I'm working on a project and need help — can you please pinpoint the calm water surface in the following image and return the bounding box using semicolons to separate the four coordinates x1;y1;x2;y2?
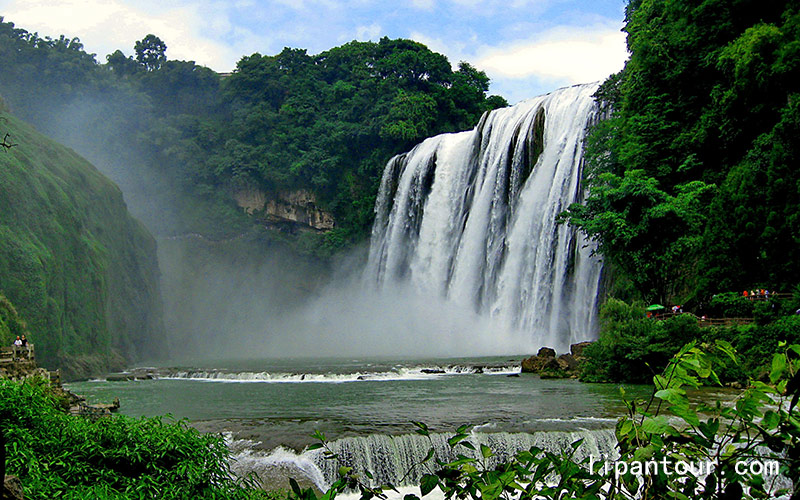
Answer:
66;356;652;450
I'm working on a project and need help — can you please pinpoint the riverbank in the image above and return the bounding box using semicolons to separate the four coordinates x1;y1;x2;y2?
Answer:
0;374;281;499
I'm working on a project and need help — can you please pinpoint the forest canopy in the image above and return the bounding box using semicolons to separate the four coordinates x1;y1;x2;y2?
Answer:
564;0;800;305
0;21;506;247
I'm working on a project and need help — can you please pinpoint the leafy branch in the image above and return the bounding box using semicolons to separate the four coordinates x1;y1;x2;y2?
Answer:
290;341;800;500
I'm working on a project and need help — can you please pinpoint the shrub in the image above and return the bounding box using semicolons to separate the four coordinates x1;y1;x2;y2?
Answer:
580;299;698;383
0;378;274;499
706;292;755;318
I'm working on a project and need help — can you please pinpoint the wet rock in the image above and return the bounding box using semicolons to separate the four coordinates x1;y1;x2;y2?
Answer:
2;475;24;500
69;397;120;418
521;347;559;373
537;347;556;358
521;346;585;379
570;341;594;358
557;354;578;371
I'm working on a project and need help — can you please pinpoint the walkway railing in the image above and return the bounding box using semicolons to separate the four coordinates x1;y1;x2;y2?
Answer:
650;312;754;327
1;344;35;362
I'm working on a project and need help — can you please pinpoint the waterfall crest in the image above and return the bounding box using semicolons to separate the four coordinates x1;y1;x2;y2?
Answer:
366;83;603;351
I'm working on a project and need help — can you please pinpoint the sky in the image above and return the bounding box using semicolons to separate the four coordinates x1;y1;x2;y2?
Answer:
0;0;629;103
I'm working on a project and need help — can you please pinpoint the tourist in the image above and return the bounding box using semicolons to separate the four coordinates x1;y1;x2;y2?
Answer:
20;335;29;358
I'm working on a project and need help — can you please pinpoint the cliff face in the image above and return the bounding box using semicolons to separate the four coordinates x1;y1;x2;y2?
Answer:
234;188;335;231
0;102;165;377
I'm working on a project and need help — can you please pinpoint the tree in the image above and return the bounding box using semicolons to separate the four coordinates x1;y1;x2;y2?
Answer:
566;0;800;302
135;34;167;71
105;49;139;76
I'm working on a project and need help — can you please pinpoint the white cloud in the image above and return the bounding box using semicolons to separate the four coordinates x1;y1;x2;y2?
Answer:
476;24;628;83
408;31;469;68
409;22;626;103
0;0;257;70
355;23;382;41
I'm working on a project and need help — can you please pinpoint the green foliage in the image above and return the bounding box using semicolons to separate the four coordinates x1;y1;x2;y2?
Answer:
0;18;507;248
564;1;800;303
295;341;800;499
582;295;800;383
579;299;700;383
217;37;507;241
0;109;164;377
706;292;756;318
0;378;279;499
135;34;167;71
0;292;29;346
709;316;800;378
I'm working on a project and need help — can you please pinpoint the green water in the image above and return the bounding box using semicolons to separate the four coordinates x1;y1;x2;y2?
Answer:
66;356;649;451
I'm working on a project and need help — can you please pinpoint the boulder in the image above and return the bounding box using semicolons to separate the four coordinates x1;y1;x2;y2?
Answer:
557;354;578;371
521;347;584;379
2;475;24;500
537;347;556;358
570;341;594;358
541;357;563;372
521;347;559;373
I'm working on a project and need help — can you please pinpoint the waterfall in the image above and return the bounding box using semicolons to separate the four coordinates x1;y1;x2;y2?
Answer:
229;429;618;492
366;83;603;352
309;429;617;489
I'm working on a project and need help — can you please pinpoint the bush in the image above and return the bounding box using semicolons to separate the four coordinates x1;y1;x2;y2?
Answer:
706;292;755;318
712;316;800;378
579;299;699;383
0;378;274;499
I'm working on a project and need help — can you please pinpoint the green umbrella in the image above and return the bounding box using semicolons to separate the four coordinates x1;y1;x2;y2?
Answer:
646;304;665;311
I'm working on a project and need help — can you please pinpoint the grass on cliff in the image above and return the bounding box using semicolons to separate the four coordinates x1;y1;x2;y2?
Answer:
0;377;280;499
0;102;164;378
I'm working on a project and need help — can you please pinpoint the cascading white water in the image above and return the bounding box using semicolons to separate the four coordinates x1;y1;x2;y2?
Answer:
229;429;619;492
367;83;603;352
309;429;617;489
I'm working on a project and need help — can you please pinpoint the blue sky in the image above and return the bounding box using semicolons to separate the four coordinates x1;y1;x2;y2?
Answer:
0;0;629;103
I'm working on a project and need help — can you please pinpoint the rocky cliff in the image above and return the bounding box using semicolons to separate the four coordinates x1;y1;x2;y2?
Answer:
234;188;335;231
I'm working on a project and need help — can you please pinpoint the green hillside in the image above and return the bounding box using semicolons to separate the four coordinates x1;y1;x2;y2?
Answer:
0;98;164;378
